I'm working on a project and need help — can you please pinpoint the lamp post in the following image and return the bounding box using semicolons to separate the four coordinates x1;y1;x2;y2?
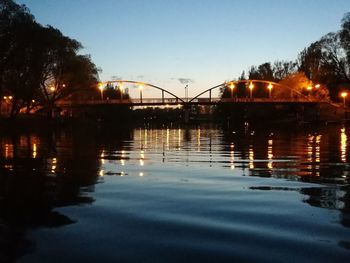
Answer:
119;82;123;101
98;83;104;100
267;83;273;99
185;85;188;102
249;82;254;99
341;92;348;108
230;83;235;98
139;84;143;103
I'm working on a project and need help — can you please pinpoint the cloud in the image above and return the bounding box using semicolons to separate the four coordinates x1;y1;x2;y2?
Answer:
177;78;194;84
111;75;122;81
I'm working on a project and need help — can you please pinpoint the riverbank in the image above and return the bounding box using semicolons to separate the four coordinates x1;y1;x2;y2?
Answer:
1;104;349;133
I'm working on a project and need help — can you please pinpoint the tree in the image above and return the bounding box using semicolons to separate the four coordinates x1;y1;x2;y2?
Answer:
340;12;350;63
102;83;123;100
33;26;99;114
0;0;99;118
298;42;323;82
62;55;100;102
276;72;312;98
248;62;274;81
273;60;297;81
247;61;297;82
297;13;350;100
0;0;39;116
275;72;329;101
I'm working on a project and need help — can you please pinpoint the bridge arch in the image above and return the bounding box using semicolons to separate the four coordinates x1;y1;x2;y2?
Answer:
189;79;309;102
100;80;185;103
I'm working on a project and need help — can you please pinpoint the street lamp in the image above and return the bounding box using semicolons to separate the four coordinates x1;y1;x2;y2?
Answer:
267;83;273;98
341;92;348;108
50;86;55;92
139;84;143;103
98;83;104;100
185;84;188;102
249;82;254;99
118;82;123;101
230;82;235;98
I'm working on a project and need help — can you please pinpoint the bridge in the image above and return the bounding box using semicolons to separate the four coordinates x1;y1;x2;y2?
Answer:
59;79;329;107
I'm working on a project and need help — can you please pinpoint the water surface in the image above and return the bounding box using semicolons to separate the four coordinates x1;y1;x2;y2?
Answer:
0;123;349;262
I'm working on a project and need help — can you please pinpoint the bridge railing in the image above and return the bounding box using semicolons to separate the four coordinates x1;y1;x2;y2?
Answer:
57;98;183;106
189;98;221;103
132;98;183;104
220;97;324;103
56;96;329;107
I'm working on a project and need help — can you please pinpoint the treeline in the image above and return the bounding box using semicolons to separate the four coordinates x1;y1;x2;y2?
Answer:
230;12;350;101
0;0;100;117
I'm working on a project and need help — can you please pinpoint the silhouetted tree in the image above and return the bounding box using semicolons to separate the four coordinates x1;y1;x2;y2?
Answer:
298;42;323;82
248;62;274;81
277;71;329;101
33;26;99;115
273;60;297;81
0;0;39;116
239;70;246;80
297;13;350;100
340;12;350;63
248;61;297;82
103;83;123;100
0;0;99;118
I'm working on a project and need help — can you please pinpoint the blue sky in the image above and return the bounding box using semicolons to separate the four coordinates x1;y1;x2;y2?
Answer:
17;0;350;98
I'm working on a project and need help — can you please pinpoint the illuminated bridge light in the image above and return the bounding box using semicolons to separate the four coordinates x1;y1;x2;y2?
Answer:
249;82;254;99
267;83;273;98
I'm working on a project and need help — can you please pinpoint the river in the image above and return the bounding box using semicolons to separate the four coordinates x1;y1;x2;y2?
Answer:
0;123;349;262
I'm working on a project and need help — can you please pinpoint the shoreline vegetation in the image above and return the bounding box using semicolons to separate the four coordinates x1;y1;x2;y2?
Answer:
0;103;348;132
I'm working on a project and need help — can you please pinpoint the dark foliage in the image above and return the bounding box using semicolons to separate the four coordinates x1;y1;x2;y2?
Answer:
0;0;99;117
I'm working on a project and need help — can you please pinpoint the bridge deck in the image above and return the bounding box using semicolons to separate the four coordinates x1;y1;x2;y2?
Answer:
57;97;324;107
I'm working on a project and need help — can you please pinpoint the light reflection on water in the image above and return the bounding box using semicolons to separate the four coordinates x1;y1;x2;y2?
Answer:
97;125;349;182
341;127;347;162
0;124;349;262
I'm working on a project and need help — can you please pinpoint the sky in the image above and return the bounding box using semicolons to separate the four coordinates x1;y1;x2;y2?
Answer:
17;0;350;98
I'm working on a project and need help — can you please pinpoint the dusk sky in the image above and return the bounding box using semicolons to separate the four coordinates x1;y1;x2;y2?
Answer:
18;0;350;98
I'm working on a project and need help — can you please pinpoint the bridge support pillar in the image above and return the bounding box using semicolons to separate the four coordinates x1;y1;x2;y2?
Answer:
162;90;164;103
184;109;190;123
209;90;212;102
184;104;190;124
